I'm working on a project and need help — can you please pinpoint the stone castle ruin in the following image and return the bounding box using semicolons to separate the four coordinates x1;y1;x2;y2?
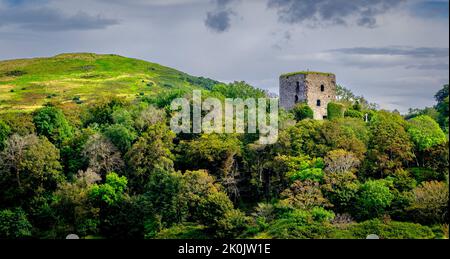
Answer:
279;71;337;120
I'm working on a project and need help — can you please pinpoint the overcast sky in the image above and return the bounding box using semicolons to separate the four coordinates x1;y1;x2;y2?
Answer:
0;0;448;112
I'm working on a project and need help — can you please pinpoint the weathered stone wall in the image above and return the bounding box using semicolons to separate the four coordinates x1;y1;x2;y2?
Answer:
279;74;307;110
304;73;336;120
279;72;336;120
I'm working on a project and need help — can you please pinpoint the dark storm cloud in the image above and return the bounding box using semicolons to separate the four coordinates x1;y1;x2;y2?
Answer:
204;0;237;33
0;6;119;31
267;0;405;28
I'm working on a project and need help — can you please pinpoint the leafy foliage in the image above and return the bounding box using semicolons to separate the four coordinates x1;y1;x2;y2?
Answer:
407;115;446;151
356;179;394;219
291;103;314;121
327;102;345;120
0;55;447;240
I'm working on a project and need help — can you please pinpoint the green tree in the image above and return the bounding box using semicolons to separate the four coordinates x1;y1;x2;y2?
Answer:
435;84;449;104
211;81;266;99
104;124;137;153
90;172;128;206
181;170;222;221
83;97;127;126
280;180;332;210
366;111;414;177
324;149;360;174
322;171;360;212
32;106;73;146
407;115;446;151
197;192;247;237
276;119;328;157
0;134;63;205
0;208;32;239
178;134;241;199
125;123;175;191
435;84;449;133
407;181;448;224
285;156;325;183
53;169;101;237
356;179;394;219
143;169;187;227
322;119;368;159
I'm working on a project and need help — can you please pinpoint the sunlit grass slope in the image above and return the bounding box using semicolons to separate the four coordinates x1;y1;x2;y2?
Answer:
0;53;218;113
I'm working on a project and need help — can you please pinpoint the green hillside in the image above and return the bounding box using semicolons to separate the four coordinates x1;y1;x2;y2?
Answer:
0;53;218;113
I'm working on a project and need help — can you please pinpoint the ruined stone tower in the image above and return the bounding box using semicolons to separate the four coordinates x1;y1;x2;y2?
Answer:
279;71;337;120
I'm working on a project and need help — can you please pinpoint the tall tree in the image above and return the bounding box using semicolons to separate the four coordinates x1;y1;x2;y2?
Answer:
33;106;73;147
0;134;63;205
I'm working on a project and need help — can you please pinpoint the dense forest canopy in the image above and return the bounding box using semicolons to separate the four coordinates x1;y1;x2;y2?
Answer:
0;55;448;239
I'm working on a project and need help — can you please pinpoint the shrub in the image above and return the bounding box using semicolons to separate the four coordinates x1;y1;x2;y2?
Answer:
5;70;27;77
280;180;332;210
408;181;449;224
291;103;314;121
345;109;364;119
327;102;345;120
311;207;335;223
349;219;435;239
265;209;335;239
322;171;360;212
0;208;32;239
356;179;394;219
155;223;208;239
215;209;251;238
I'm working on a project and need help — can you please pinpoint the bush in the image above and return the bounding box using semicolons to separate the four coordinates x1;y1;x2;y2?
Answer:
0;208;32;239
265;209;335;239
198;192;234;226
327;102;345;120
344;109;363;119
5;70;27;77
291;103;314;121
215;209;250;238
408;181;449;224
280;180;332;210
322;171;359;212
311;207;335;223
349;219;435;239
356;179;394;219
155;223;209;239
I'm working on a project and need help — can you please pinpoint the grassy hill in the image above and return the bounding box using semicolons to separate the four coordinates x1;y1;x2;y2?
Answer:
0;53;219;113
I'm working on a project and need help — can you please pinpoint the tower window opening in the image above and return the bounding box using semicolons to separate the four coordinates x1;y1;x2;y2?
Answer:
295;95;299;103
296;82;300;93
317;99;321;107
321;85;325;92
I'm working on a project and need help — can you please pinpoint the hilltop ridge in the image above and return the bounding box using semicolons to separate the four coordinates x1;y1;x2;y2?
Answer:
0;53;219;113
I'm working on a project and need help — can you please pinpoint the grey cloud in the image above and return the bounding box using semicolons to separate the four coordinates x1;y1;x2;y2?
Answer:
0;6;119;31
267;0;405;28
406;63;449;70
205;10;233;32
204;0;237;33
329;46;449;58
322;46;449;70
